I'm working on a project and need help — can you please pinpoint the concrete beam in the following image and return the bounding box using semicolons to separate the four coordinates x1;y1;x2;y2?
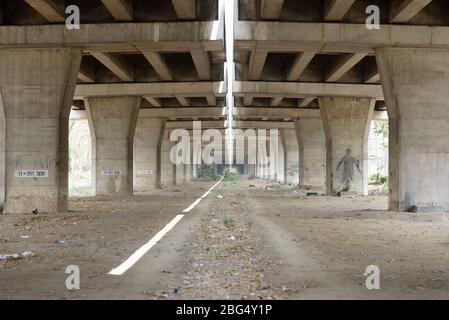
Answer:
235;22;449;53
70;110;87;121
390;0;432;23
364;64;381;84
74;81;226;99
91;52;133;82
140;50;173;81
171;0;196;20
24;0;65;23
191;49;211;80
270;96;283;107
78;66;95;83
326;53;367;82
233;107;320;119
261;0;285;20
373;111;388;121
249;50;268;80
139;107;319;120
233;121;294;129
206;94;217;106
298;97;315;108
166;121;226;129
0;23;224;50
144;97;162;107
234;81;384;100
324;0;356;21
243;96;254;106
286;52;316;81
176;96;190;107
100;0;133;21
140;107;226;119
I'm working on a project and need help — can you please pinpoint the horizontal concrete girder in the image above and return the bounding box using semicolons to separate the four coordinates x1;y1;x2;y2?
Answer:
140;107;227;119
233;121;294;129
233;108;321;119
74;82;226;99
165;120;296;130
0;22;224;50
166;121;226;129
235;22;449;53
234;81;384;100
71;108;388;122
138;107;320;120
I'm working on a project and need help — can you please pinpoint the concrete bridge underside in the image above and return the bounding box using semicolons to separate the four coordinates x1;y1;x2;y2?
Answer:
0;0;446;213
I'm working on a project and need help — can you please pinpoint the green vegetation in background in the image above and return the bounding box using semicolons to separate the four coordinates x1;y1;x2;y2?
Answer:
196;164;219;181
369;172;389;195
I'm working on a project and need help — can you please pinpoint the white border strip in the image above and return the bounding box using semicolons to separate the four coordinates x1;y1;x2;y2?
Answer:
108;177;223;276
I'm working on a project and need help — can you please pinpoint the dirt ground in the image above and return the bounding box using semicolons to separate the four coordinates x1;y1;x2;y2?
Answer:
1;178;449;300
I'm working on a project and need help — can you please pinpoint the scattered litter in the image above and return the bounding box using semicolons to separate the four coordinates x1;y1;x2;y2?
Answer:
57;240;76;245
20;235;30;239
171;287;180;295
32;208;39;215
0;254;19;261
0;251;36;261
229;235;236;241
21;251;35;258
217;195;224;199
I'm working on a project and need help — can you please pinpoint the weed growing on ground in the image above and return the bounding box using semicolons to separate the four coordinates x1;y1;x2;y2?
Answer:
223;215;236;228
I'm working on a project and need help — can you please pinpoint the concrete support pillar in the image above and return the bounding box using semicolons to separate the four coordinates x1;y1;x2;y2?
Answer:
134;118;164;192
278;133;286;183
269;133;278;181
0;48;81;214
155;120;167;188
160;129;175;187
86;97;140;196
281;129;300;184
295;119;326;191
319;97;375;196
376;48;449;212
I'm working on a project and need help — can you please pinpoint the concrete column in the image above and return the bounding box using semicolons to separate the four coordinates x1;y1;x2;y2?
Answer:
134;117;164;192
86;97;140;196
377;48;449;212
269;133;278;181
278;133;286;183
160;129;175;187
296;118;326;191
258;132;270;180
281;129;300;184
155;120;167;188
0;48;81;214
319;97;375;196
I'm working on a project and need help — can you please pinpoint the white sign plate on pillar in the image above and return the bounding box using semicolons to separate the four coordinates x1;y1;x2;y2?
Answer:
137;170;154;177
102;170;122;176
15;170;49;178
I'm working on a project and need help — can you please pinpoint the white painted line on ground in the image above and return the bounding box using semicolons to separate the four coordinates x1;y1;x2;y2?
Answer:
183;177;224;213
108;177;224;276
108;214;184;276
